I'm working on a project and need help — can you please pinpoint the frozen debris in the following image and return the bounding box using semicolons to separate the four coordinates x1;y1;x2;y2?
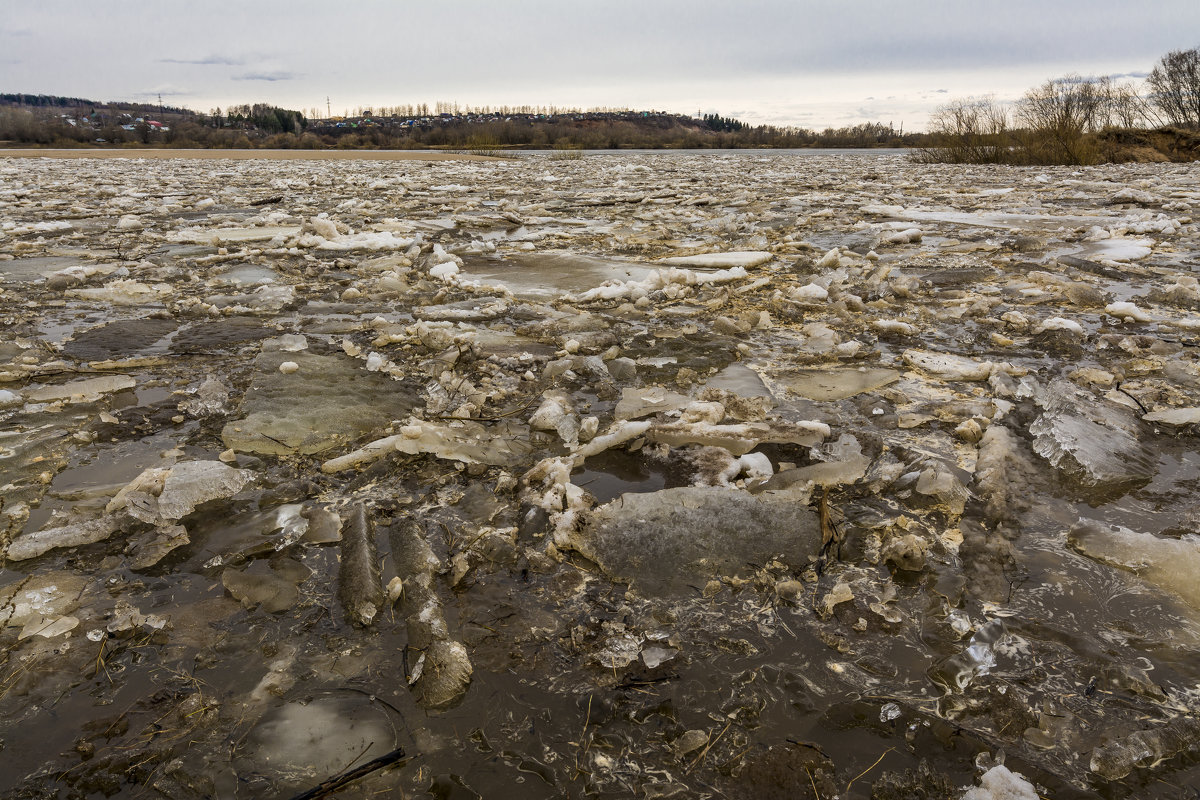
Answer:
569;486;821;592
960;765;1039;800
222;558;311;614
657;251;773;268
106;460;253;526
391;518;473;709
902;350;1025;382
338;503;383;626
1068;520;1200;607
26;374;136;403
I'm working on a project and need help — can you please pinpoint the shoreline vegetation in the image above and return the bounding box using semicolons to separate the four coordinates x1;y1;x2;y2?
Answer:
3;46;1198;164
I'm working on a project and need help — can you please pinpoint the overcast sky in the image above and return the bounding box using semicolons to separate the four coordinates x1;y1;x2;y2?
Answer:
3;1;1197;130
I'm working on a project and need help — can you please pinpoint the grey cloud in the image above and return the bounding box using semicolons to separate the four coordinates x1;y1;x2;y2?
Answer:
233;71;299;82
160;55;244;66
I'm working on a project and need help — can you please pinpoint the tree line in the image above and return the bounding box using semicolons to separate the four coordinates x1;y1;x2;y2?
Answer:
920;46;1200;165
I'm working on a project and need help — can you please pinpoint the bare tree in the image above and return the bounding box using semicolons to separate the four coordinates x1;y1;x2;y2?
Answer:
1147;47;1200;128
1105;80;1157;129
1016;75;1108;164
918;96;1011;163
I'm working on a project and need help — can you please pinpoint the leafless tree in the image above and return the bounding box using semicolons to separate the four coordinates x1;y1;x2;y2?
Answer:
919;96;1011;163
1016;75;1108;164
1147;47;1200;128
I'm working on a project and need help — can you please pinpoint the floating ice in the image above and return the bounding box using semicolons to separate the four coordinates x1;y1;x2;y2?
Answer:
960;765;1039;800
657;251;772;268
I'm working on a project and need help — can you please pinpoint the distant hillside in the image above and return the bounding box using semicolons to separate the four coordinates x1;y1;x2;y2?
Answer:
0;93;925;150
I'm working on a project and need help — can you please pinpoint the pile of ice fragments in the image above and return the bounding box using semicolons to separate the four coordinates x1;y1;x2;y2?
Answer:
1;150;1199;798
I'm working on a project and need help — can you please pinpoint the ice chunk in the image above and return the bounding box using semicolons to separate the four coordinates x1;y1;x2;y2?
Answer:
1068;520;1200;608
178;375;233;418
657;251;773;268
1105;302;1154;323
6;515;125;561
68;279;170;305
614;386;691;420
1029;380;1155;490
26;374;136;403
391;518;472;709
107;460;253;525
903;350;1024;381
961;765;1039;800
126;524;190;569
570;486;821;592
1143;407;1200;426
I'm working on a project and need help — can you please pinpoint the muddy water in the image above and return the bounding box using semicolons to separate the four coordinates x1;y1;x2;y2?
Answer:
1;152;1199;799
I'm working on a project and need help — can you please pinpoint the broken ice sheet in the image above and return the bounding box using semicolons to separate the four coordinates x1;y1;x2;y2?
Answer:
221;350;418;455
1;571;90;636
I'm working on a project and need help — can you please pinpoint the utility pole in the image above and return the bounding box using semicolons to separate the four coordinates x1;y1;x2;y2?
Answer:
158;93;163;118
326;96;331;119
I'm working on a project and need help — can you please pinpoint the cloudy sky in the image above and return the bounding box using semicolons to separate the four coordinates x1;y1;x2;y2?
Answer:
3;1;1197;130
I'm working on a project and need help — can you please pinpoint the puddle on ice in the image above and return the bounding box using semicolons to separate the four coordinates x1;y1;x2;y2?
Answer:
2;152;1200;799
